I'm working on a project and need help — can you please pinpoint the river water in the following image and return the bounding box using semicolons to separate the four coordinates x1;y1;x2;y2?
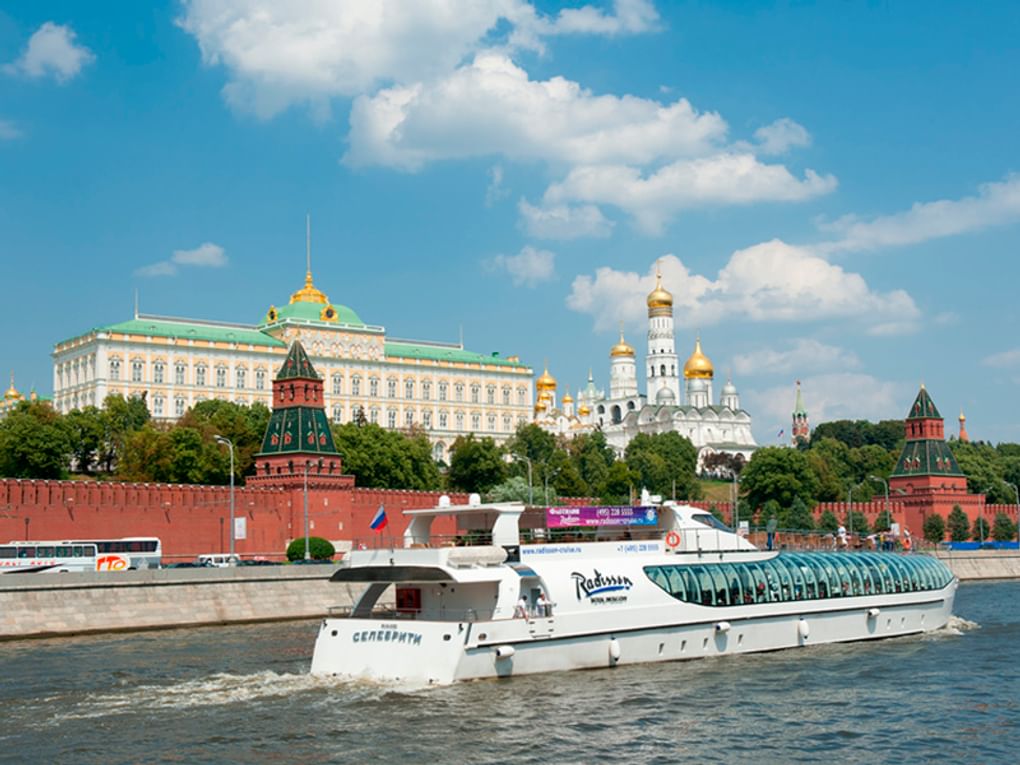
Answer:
1;581;1017;765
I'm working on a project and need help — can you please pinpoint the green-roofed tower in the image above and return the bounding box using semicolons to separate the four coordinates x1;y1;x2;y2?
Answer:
890;384;963;479
791;380;810;446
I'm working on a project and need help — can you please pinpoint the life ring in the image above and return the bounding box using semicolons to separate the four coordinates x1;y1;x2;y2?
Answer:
665;531;681;549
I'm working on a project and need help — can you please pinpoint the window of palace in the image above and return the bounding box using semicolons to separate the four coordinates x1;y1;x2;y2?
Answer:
405;410;414;427
423;411;432;428
471;385;480;404
370;407;379;424
503;416;511;432
455;383;464;402
502;387;511;405
439;382;448;401
175;397;185;417
254;369;265;390
333;405;342;423
387;379;397;398
471;413;481;430
456;413;464;431
109;359;121;381
215;367;227;388
196;365;207;386
517;387;526;405
439;412;448;429
153;395;164;417
405;380;414;399
371;377;381;397
422;381;431;400
175;363;186;385
332;375;342;395
153;362;165;384
486;385;495;404
387;410;397;428
487;414;496;431
131;360;143;383
236;368;246;389
352;376;361;396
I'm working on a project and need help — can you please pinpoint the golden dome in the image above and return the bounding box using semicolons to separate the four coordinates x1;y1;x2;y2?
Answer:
290;271;329;305
683;337;714;379
536;365;557;392
534;399;548;413
578;403;591;416
4;372;21;401
646;268;673;310
562;391;574;404
610;328;635;358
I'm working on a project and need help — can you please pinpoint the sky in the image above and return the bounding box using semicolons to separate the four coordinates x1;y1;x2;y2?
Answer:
1;1;1019;445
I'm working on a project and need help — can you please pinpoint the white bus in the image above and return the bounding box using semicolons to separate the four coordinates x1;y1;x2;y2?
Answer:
3;537;162;572
0;542;98;573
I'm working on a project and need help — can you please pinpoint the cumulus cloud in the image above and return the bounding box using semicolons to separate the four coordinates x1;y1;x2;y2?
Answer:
345;53;727;170
518;199;613;239
746;373;909;436
567;243;919;332
732;339;861;377
0;120;20;140
818;174;1020;254
983;348;1020;369
486;245;555;287
179;0;659;118
3;22;94;83
546;155;837;234
136;242;228;277
753;117;811;155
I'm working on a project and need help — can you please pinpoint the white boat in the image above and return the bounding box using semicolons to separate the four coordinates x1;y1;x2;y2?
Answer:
310;499;957;685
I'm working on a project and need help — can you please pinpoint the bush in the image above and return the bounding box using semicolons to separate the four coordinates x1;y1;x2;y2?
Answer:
991;512;1017;542
873;509;894;533
947;505;970;542
286;536;335;561
922;513;946;545
971;515;990;542
818;510;839;534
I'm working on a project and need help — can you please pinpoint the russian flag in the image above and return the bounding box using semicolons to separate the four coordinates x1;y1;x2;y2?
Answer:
369;505;388;531
777;428;785;439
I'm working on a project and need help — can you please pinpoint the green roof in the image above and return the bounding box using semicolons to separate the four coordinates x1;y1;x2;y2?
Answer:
891;439;963;477
68;317;285;348
907;386;941;419
263;301;364;326
385;341;528;367
258;406;339;457
276;341;320;380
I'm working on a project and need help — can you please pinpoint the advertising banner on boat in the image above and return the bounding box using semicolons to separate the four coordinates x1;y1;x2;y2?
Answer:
545;506;658;528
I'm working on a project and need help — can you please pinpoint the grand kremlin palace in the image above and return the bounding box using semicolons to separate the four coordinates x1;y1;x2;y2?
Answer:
50;269;534;462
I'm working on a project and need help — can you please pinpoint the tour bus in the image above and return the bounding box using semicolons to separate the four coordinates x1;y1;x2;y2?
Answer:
3;537;162;572
0;542;99;573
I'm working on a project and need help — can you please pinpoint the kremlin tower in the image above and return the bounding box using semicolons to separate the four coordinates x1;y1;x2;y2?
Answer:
792;381;810;445
683;337;714;408
609;326;638;399
646;266;681;405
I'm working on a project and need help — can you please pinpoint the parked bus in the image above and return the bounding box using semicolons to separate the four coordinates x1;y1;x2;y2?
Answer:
0;542;98;573
3;537;162;572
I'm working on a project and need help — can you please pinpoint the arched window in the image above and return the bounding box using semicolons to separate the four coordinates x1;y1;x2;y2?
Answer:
422;381;431;401
423;411;432;428
215;366;227;388
405;380;414;399
455;383;464;402
471;413;481;430
153;362;165;384
387;410;397;428
255;369;266;390
439;382;448;401
174;397;186;417
486;385;495;404
153;395;164;417
502;387;511;405
131;360;144;383
660;364;666;377
175;362;186;385
351;376;361;396
332;374;342;395
332;405;343;423
195;364;207;386
236;368;246;389
439;412;448;429
387;378;397;398
471;384;480;404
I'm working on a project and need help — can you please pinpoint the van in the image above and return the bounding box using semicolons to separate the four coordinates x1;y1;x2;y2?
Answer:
196;553;240;568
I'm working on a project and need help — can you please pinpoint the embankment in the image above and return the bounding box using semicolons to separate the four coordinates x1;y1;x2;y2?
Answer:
0;566;358;641
933;550;1020;581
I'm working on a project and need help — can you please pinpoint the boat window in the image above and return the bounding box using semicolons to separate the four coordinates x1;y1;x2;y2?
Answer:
760;560;783;602
690;513;732;532
718;564;742;606
18;546;35;559
0;546;14;559
56;546;71;557
844;557;867;596
698;569;716;606
665;567;686;600
884;556;911;592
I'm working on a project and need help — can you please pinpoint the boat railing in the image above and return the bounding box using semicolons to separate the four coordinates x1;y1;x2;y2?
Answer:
350;527;665;551
327;605;495;622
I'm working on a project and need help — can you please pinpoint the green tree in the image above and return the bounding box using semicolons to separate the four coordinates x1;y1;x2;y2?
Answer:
817;509;839;534
568;431;615;497
601;461;636;504
624;432;699;500
65;406;105;475
991;512;1017;543
487;476;532;503
922;513;946;545
286;536;335;561
844;510;870;536
180;400;271;484
947;505;970;542
0;401;73;479
99;394;151;473
740;446;819;512
762;499;781;528
804;438;852;501
448;435;506;493
873;509;894;533
782;496;815;531
332;423;440;490
971;515;990;542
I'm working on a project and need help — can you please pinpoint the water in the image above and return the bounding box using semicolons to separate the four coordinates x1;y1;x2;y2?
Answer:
1;582;1017;765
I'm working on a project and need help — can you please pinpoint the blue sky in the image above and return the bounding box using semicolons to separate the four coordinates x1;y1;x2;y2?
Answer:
2;1;1019;444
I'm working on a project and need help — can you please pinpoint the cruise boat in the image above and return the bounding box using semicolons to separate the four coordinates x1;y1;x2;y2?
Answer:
310;499;957;684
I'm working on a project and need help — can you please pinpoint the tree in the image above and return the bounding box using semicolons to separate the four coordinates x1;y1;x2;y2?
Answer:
817;509;839;534
923;513;946;545
804;438;852;501
487;476;532;503
991;513;1017;543
332;423;440;490
448;435;506;493
179;400;271;484
873;509;894;533
844;510;870;536
568;431;615;497
601;461;636;504
624;432;699;500
64;406;105;474
971;515;990;542
762;499;781;528
0;401;73;479
286;536;335;561
782;496;815;531
947;505;970;542
740;446;819;512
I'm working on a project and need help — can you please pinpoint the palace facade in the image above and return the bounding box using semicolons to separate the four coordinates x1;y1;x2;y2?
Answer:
51;269;533;462
534;268;757;467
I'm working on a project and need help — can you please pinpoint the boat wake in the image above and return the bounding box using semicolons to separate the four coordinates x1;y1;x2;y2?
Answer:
922;614;980;640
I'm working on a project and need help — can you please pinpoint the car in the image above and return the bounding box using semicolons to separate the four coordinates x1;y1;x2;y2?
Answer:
290;558;336;565
238;559;281;566
163;561;204;569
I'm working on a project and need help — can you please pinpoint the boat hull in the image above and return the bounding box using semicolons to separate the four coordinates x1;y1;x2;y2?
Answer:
310;581;957;685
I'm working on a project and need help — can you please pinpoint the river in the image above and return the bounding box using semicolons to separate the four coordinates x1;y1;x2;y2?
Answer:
1;581;1017;764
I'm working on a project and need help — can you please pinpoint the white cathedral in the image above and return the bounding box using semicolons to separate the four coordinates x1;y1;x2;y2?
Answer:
533;268;757;469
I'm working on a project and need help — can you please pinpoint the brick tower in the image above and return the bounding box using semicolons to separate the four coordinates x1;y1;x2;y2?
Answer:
888;385;983;535
791;380;810;446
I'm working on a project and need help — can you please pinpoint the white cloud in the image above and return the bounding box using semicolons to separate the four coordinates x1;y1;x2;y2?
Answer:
732;339;861;377
753;117;811;155
346;53;727;170
486;245;555;287
518;198;613;239
136;242;228;278
3;22;94;83
746;374;908;435
567;243;919;332
179;0;659;118
485;165;509;206
983;348;1020;369
546;155;837;234
0;120;20;140
818;174;1020;254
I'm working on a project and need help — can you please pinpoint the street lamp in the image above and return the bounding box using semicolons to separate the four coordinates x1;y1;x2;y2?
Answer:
544;466;561;506
1006;482;1020;547
303;460;311;560
214;435;235;564
869;475;889;529
846;479;868;542
515;454;534;505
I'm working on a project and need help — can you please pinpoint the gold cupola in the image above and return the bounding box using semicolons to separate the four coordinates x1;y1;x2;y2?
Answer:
577;403;591;416
683;337;714;379
536;365;557;393
4;372;22;400
610;328;635;358
646;265;673;311
290;270;329;305
562;390;574;404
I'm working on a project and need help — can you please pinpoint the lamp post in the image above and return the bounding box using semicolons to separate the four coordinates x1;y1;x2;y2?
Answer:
516;454;534;505
303;460;311;560
731;470;740;533
544;466;561;506
869;475;889;529
214;435;235;564
1007;482;1020;547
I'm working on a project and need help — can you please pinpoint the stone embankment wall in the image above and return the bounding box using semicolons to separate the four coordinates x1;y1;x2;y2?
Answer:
0;566;366;641
933;550;1020;581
